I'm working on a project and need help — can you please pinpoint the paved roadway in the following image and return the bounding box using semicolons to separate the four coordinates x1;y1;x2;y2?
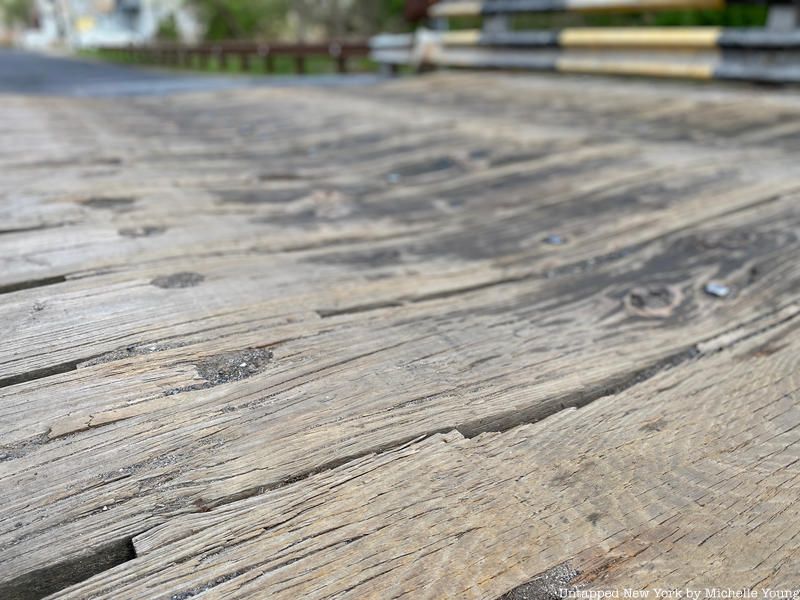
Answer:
0;47;380;96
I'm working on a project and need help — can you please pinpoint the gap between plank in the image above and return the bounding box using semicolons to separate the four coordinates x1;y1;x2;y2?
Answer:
0;538;136;600
189;300;800;514
0;358;83;389
0;275;67;296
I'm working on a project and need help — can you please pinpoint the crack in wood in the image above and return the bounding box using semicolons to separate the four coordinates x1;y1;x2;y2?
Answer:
0;223;69;236
0;275;68;296
0;538;136;600
186;300;800;519
456;345;702;438
0;358;84;389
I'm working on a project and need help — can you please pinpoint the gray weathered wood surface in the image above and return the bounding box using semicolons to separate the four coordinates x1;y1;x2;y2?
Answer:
2;72;800;599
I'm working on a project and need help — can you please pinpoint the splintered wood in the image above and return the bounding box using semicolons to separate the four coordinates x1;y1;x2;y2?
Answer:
2;72;800;600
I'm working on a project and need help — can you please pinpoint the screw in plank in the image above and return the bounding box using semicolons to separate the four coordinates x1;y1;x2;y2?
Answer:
704;282;731;298
543;234;567;245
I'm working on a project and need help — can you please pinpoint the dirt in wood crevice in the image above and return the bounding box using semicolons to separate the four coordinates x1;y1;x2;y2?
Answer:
196;347;274;385
163;347;274;396
0;433;49;463
80;196;136;210
499;562;580;600
0;336;191;393
118;225;167;238
0;345;273;427
77;340;186;368
150;271;205;289
0;537;136;600
0;335;173;392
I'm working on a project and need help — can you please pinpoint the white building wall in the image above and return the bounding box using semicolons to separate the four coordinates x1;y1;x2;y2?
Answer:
21;0;199;49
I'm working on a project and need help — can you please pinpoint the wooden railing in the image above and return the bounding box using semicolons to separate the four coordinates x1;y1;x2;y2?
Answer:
98;41;371;74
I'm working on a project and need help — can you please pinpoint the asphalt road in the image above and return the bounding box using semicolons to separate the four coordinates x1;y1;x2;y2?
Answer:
0;48;380;97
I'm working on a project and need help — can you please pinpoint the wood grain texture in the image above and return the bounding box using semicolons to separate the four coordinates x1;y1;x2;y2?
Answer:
50;309;800;599
2;72;800;598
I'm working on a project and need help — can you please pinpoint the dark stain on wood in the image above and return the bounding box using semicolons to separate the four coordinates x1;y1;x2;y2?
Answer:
217;189;307;205
150;272;205;289
81;197;136;210
498;562;579;600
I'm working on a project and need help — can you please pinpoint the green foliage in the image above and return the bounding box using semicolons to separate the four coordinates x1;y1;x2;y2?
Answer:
0;0;34;26
355;0;412;33
189;0;290;40
156;14;180;41
189;0;409;41
511;5;767;28
650;5;767;26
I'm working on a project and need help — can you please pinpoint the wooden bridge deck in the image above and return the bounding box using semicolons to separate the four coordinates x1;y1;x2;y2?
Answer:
2;71;800;599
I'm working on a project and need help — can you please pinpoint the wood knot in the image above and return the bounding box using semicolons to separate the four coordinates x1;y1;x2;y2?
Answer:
624;285;683;318
695;228;794;255
699;230;760;250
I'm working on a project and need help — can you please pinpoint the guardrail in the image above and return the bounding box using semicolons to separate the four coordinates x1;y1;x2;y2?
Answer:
373;0;800;82
98;41;371;74
428;0;744;16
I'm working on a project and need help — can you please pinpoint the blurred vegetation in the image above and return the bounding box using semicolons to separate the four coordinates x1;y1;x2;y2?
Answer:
508;5;767;28
156;14;180;41
3;0;767;41
648;5;767;26
189;0;410;42
186;0;767;40
0;0;34;26
190;0;290;40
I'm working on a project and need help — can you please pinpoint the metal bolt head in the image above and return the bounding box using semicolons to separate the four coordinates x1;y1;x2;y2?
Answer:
704;282;731;298
544;234;566;246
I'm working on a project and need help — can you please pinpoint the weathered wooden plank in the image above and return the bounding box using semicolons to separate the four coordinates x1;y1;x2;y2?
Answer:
350;72;800;152
2;187;799;592
2;88;609;291
44;306;800;599
4;74;800;597
5;83;798;379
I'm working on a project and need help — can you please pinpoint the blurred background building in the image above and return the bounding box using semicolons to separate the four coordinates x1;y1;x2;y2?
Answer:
8;0;199;48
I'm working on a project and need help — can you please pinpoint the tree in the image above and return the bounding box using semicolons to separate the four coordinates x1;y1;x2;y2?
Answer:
1;0;35;27
189;0;290;40
189;0;408;42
